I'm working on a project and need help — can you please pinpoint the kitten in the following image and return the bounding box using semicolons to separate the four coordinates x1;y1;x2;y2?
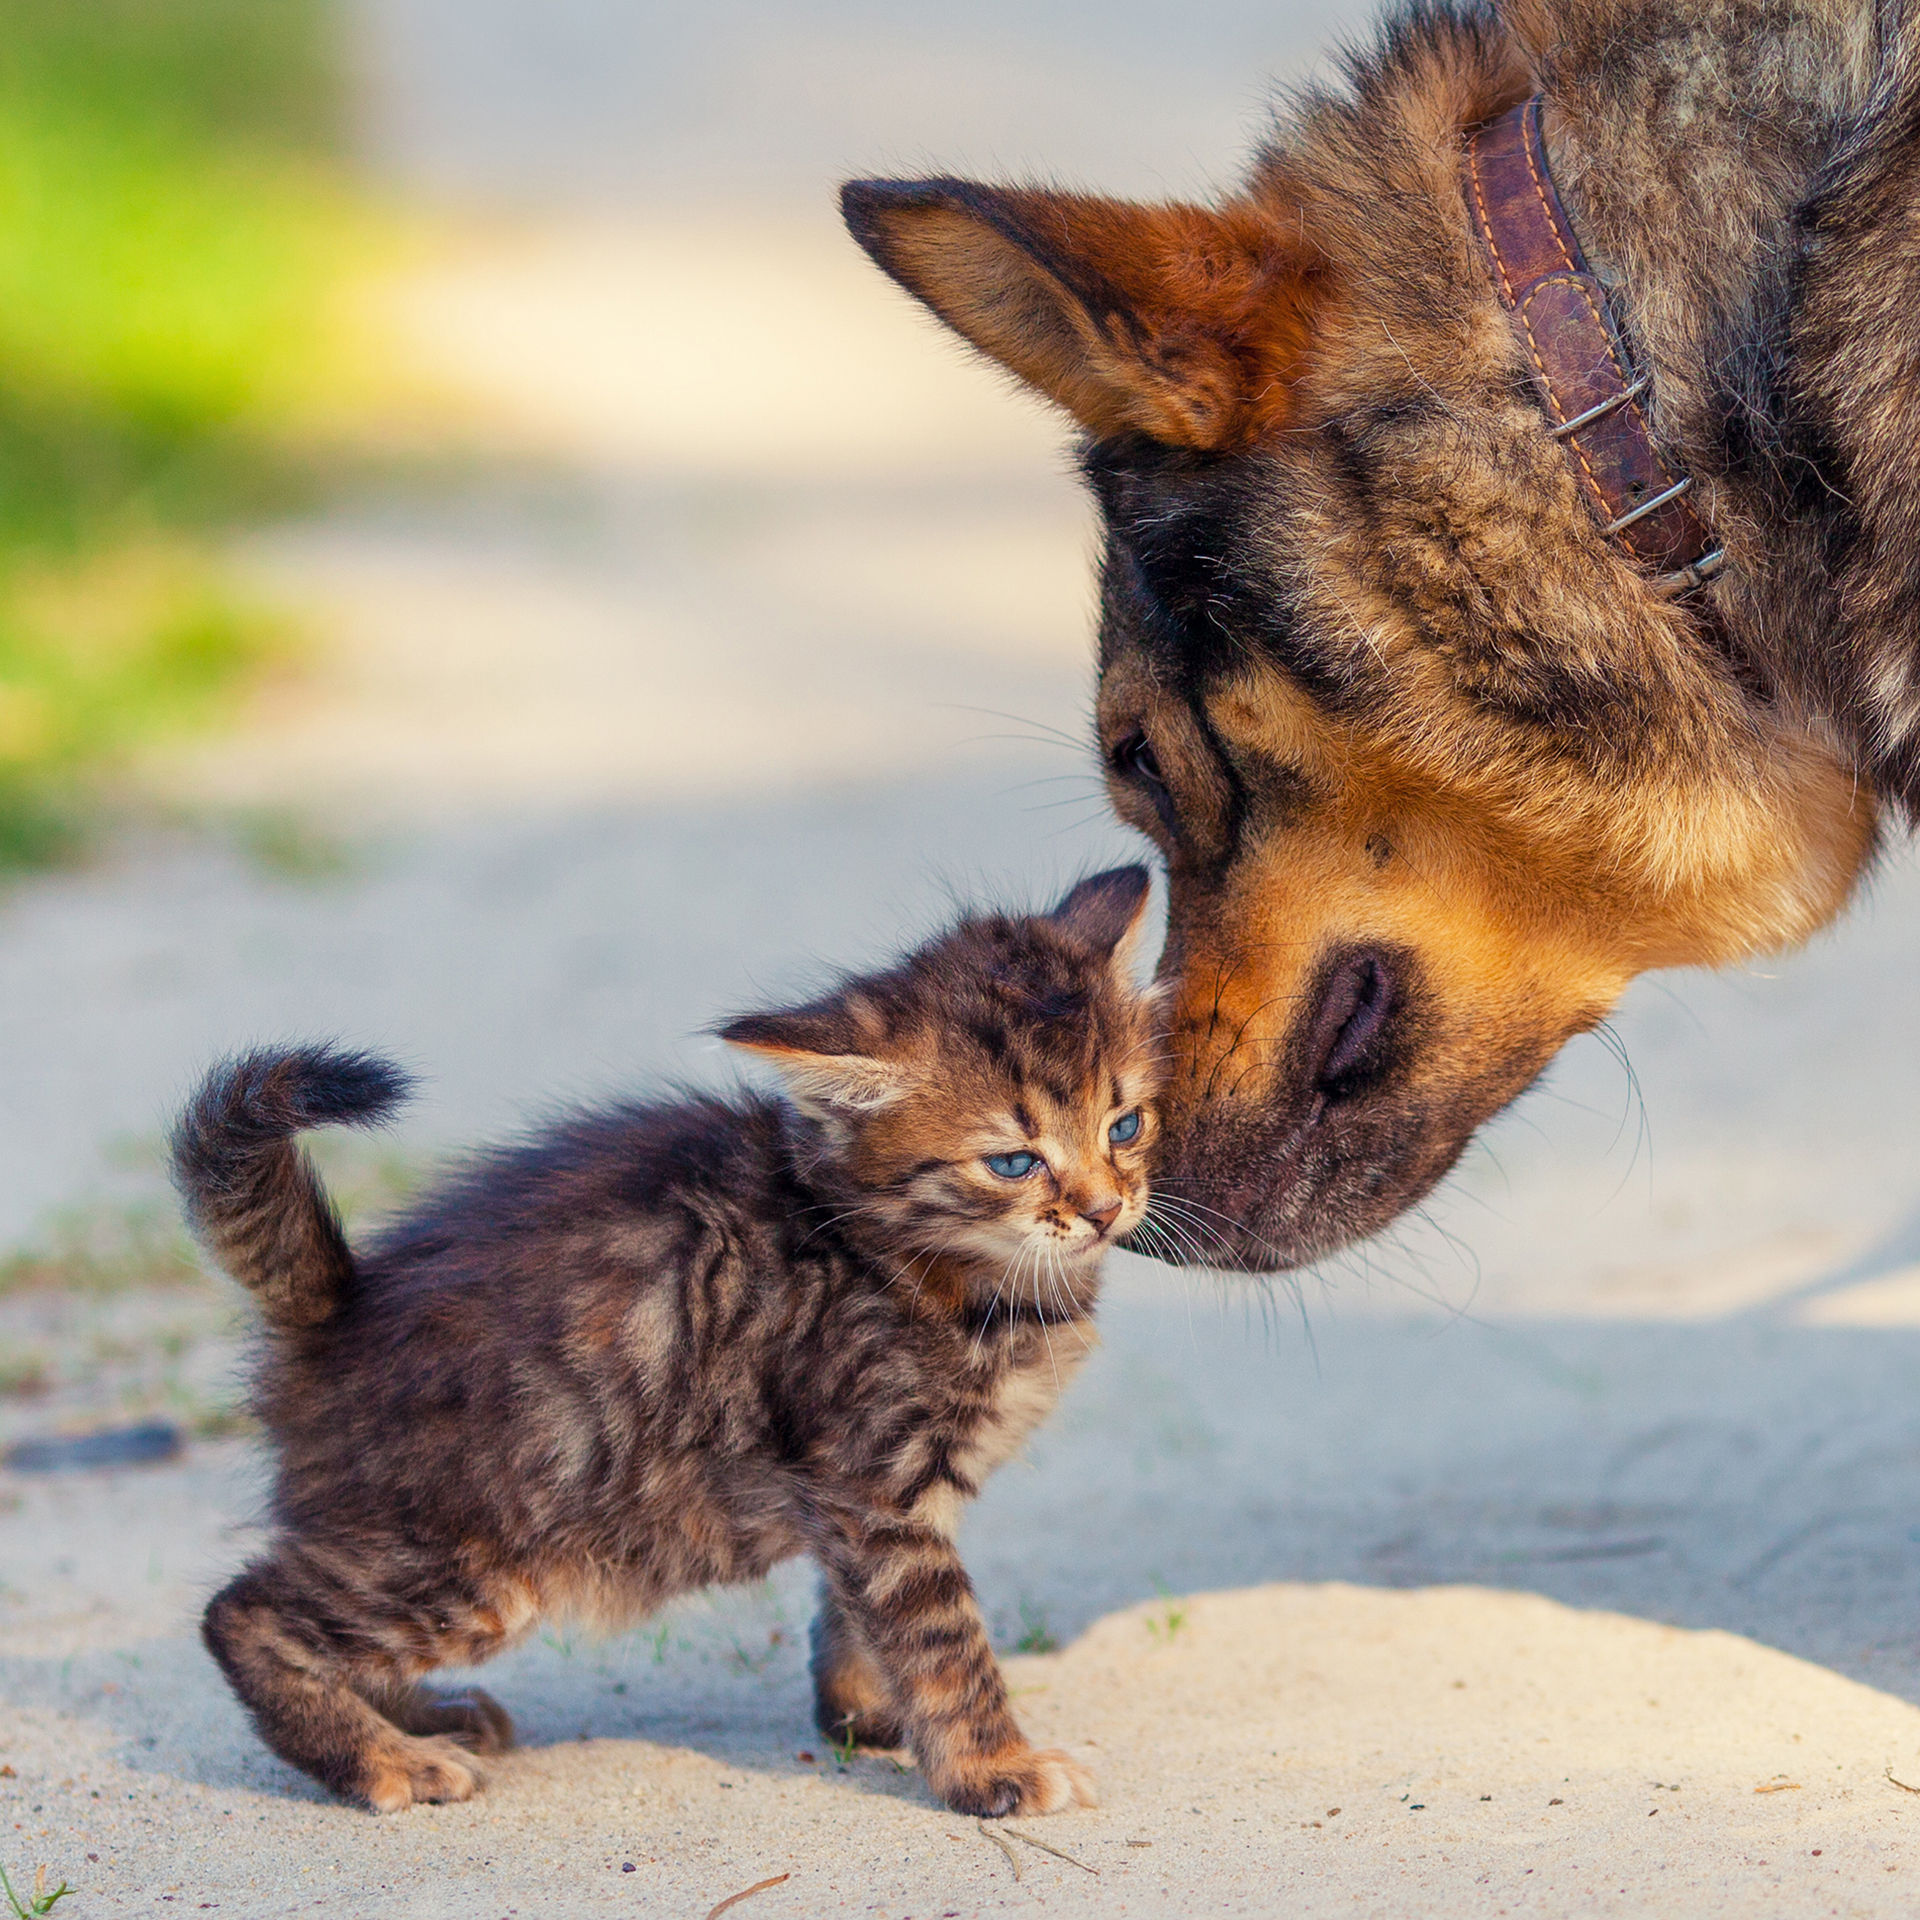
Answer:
174;866;1163;1818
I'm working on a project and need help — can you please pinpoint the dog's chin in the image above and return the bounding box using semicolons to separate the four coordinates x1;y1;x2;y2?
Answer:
1136;1095;1481;1273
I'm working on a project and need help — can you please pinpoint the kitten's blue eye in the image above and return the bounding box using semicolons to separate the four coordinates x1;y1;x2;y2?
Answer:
1108;1110;1142;1145
985;1151;1041;1180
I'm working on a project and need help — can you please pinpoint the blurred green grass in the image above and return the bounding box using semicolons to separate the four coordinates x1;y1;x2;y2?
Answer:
0;0;376;864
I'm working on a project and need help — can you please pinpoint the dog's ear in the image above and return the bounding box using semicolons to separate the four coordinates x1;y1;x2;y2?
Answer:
840;178;1324;449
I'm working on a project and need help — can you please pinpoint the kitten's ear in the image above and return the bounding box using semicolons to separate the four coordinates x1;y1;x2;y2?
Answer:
1049;865;1155;969
718;1008;909;1115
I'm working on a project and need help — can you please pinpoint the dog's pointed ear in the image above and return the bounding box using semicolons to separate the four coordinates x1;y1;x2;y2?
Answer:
840;178;1324;449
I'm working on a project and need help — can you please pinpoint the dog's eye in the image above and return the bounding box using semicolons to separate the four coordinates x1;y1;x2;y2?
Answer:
985;1151;1042;1180
1118;731;1165;787
1112;729;1177;833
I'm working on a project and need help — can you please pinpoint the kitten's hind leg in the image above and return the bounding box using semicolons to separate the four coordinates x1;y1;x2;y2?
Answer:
809;1578;905;1749
204;1558;487;1812
374;1681;515;1755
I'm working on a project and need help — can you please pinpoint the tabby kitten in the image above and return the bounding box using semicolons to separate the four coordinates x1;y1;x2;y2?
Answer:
175;866;1163;1818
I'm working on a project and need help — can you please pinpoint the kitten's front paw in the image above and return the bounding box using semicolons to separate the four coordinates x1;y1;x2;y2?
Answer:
936;1744;1097;1817
360;1734;484;1813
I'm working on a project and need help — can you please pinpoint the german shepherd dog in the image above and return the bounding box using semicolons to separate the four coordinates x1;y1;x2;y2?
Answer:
841;0;1909;1271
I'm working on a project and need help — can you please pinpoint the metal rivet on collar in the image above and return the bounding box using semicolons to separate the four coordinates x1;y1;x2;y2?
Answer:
1651;547;1729;599
1602;475;1694;538
1551;376;1650;440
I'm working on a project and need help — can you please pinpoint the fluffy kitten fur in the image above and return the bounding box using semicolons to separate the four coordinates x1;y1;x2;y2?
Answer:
174;867;1163;1818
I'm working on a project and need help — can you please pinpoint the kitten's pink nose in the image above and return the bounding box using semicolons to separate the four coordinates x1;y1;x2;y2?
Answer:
1080;1197;1123;1236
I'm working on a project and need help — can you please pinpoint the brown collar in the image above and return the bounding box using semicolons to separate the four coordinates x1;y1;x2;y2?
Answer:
1464;99;1725;599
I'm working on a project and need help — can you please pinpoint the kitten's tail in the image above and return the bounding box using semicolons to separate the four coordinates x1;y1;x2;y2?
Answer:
171;1044;410;1333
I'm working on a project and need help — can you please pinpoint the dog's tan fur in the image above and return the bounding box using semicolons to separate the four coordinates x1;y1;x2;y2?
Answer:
843;0;1908;1266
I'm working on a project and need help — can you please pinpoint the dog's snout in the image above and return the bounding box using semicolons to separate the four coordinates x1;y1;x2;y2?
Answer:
1307;949;1399;1098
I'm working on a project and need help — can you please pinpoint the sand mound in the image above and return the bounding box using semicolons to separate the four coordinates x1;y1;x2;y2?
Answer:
7;1531;1919;1918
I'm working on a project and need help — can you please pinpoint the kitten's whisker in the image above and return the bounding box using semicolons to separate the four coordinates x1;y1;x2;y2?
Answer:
1031;1239;1063;1390
1149;1193;1255;1255
1148;1188;1291;1269
1134;1211;1207;1270
1136;1214;1205;1270
1125;1218;1165;1262
1147;1190;1232;1225
1137;1202;1215;1270
1166;1215;1240;1271
1127;1216;1180;1266
1060;1244;1099;1357
794;1202;881;1253
973;1238;1030;1360
1009;1237;1046;1356
880;1251;930;1300
903;1232;965;1317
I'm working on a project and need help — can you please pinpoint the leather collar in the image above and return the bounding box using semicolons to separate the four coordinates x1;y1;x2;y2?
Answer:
1464;99;1725;598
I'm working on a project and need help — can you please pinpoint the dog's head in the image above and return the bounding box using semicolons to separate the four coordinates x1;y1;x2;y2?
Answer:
842;17;1878;1268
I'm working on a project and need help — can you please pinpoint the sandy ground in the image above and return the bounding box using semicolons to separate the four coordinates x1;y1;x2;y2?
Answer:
13;1274;1920;1918
8;3;1920;1914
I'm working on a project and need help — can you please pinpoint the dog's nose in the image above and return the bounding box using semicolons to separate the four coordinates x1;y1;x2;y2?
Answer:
1308;947;1400;1097
1080;1197;1123;1235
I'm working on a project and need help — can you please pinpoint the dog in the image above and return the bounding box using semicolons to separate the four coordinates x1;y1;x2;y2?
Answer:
840;0;1908;1270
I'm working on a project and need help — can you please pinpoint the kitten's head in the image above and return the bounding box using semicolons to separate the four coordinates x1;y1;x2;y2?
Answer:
721;867;1166;1287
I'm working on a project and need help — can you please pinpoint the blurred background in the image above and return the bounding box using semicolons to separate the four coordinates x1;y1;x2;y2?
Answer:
5;0;1920;1712
0;0;1359;1265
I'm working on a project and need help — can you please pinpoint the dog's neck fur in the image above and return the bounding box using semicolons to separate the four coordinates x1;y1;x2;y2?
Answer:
1519;0;1920;810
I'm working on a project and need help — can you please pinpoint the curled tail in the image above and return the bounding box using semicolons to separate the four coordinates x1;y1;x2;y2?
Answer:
172;1045;410;1333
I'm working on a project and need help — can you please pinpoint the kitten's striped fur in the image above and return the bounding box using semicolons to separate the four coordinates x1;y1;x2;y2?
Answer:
176;868;1163;1817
